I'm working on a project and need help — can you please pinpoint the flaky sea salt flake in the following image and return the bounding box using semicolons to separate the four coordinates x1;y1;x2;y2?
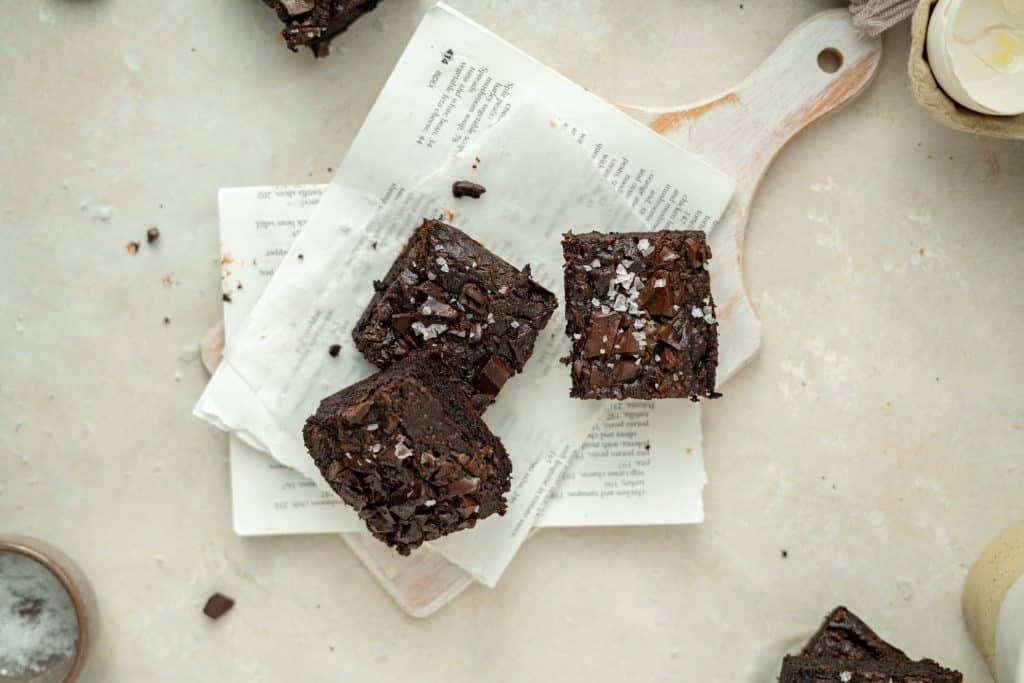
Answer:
411;321;448;340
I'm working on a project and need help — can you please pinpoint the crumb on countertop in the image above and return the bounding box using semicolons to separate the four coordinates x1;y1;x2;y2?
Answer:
452;180;486;199
202;593;234;620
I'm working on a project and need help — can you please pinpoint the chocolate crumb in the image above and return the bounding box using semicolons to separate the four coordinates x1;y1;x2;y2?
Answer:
146;227;160;244
222;293;232;303
328;344;342;357
371;241;378;250
237;282;244;290
202;593;234;620
163;317;171;325
781;549;788;559
452;180;486;199
125;241;140;255
298;254;304;260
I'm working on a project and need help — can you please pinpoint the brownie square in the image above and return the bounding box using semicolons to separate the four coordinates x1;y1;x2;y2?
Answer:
262;0;380;57
353;219;558;412
779;606;962;683
561;230;719;400
302;350;511;555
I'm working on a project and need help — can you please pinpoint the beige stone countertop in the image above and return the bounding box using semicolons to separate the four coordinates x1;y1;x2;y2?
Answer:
1;0;1022;680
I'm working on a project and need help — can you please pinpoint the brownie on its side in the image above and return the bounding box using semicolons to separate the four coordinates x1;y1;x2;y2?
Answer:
262;0;380;57
353;219;558;412
561;230;718;401
302;350;511;555
779;606;963;683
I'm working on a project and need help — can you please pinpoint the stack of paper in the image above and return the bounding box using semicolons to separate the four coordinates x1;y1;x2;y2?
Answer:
195;3;734;597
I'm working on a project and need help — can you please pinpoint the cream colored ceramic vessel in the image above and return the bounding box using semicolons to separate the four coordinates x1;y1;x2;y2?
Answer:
964;524;1024;682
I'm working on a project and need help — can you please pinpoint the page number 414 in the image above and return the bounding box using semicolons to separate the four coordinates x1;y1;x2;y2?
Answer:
441;48;454;64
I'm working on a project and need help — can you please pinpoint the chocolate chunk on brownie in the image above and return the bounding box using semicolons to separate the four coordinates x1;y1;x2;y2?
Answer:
262;0;380;57
353;219;558;411
779;657;963;682
303;350;511;554
801;606;908;661
779;607;963;683
561;230;718;400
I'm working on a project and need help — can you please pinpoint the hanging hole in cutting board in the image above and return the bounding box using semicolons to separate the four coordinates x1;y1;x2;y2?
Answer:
817;47;843;73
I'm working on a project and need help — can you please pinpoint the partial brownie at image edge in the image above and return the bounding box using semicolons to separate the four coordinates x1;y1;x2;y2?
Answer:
779;606;963;683
561;230;719;401
262;0;381;57
302;350;511;555
801;605;908;660
353;219;558;412
779;656;963;682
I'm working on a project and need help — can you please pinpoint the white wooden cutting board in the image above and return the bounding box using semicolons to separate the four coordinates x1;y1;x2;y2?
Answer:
205;9;883;617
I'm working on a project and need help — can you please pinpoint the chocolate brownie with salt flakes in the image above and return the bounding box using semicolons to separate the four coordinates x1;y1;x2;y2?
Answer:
561;230;719;401
262;0;380;58
353;219;558;412
303;350;511;555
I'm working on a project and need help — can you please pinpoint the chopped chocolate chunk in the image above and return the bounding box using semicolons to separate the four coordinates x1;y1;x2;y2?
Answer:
262;0;381;58
328;344;342;357
146;227;160;244
222;293;232;303
202;593;235;620
125;241;140;255
561;231;718;400
353;219;557;411
779;606;962;682
472;355;513;395
452;180;487;199
303;350;511;554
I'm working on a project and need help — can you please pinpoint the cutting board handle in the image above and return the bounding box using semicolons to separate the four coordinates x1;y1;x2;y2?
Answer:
622;9;882;196
621;10;883;382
